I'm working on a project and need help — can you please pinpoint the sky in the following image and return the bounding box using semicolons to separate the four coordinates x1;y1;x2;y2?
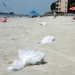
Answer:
0;0;57;15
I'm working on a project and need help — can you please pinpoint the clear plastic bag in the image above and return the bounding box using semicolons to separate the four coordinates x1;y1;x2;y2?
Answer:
41;36;54;44
40;22;47;25
7;50;45;71
7;60;25;70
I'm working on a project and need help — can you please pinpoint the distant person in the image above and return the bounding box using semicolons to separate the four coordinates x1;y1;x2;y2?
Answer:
73;16;75;20
0;17;7;22
53;12;57;18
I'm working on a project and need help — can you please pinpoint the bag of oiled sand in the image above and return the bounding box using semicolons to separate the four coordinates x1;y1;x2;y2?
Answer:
7;50;45;71
40;36;54;44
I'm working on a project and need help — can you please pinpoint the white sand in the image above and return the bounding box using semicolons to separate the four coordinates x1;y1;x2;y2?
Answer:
0;16;75;75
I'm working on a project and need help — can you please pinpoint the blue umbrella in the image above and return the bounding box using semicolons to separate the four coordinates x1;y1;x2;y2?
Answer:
30;10;39;17
30;10;37;14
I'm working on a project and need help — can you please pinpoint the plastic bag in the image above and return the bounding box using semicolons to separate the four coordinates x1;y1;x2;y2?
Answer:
7;60;25;70
41;36;54;44
40;22;47;25
7;50;45;71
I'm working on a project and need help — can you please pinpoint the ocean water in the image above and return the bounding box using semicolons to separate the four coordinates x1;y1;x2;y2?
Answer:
0;13;43;18
0;14;29;18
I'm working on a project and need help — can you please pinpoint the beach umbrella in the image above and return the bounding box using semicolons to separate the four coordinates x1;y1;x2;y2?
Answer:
72;7;75;10
30;10;39;17
70;7;73;10
30;10;37;14
70;6;75;10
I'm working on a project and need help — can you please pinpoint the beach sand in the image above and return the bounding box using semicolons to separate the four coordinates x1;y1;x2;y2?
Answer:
0;16;75;75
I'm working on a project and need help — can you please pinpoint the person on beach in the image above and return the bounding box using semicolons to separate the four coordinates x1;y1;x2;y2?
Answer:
73;16;75;20
0;17;7;22
53;12;57;18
